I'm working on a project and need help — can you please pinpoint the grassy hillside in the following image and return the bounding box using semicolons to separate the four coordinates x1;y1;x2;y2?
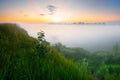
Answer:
53;41;120;80
1;23;120;80
0;23;92;80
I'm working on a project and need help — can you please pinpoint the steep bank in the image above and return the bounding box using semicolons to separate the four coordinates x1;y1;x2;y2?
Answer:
0;23;91;80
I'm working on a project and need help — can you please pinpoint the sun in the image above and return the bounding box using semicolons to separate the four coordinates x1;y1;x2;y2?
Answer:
48;15;65;23
52;17;62;23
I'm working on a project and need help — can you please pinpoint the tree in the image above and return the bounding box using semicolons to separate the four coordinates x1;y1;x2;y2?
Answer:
112;43;119;55
36;31;50;56
37;31;45;42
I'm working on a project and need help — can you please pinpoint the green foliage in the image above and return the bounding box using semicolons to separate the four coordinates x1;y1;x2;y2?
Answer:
36;31;50;56
104;73;120;80
78;58;89;73
112;43;120;55
37;31;45;42
53;43;90;61
96;65;120;80
53;42;120;80
0;23;92;80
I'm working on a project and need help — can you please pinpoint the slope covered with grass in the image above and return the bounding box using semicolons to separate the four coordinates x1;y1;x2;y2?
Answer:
0;23;92;80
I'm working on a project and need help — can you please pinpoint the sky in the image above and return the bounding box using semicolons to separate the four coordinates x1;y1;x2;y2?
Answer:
0;0;120;23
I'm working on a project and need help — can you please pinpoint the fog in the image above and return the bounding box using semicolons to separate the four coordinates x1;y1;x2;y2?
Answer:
19;23;120;51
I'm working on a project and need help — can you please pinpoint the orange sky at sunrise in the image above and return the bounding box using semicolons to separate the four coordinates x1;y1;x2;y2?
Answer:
0;0;120;23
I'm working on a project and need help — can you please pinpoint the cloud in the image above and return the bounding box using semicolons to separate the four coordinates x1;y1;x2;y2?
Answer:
40;4;57;16
40;14;46;16
47;5;56;15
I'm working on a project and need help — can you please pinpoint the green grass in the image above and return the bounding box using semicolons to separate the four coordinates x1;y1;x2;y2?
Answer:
0;23;92;80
